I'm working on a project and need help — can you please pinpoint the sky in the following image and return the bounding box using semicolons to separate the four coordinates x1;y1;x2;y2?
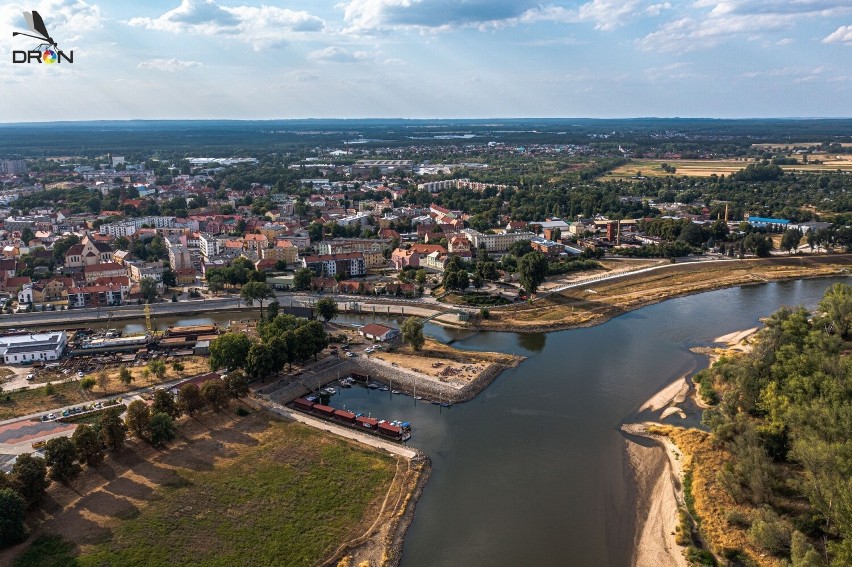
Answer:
1;0;851;122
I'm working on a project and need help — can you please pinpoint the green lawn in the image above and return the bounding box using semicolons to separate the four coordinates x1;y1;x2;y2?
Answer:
14;421;396;567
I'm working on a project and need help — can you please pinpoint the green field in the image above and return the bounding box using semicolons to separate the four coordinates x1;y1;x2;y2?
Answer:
13;420;397;567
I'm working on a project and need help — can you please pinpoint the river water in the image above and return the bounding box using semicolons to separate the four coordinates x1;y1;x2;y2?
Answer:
112;278;847;566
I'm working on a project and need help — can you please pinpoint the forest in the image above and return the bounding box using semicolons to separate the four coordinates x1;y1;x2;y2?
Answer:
695;283;852;566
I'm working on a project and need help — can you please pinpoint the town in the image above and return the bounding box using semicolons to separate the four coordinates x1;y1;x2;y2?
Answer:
0;120;851;567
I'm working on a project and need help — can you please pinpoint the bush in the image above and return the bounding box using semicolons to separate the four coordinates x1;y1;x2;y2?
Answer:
480;308;490;319
43;382;55;396
725;508;751;528
748;508;791;555
235;406;250;416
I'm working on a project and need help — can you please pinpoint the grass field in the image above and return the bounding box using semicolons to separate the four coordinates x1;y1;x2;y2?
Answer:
8;410;400;567
601;156;852;180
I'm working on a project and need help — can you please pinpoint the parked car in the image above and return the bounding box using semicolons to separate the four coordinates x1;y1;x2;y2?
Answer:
26;373;34;380
346;352;356;358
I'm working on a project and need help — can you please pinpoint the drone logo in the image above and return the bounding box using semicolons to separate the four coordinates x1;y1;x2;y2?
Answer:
11;10;74;65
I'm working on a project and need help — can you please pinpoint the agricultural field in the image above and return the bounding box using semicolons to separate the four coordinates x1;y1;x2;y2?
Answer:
6;410;402;567
601;155;852;181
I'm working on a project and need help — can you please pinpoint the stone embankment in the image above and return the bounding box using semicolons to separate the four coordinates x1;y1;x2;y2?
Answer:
258;356;512;406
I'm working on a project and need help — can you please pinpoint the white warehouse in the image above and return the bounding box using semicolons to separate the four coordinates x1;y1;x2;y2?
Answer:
0;332;68;364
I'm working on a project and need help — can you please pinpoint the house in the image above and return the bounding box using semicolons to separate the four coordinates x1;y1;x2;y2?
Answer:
391;244;447;270
358;323;400;343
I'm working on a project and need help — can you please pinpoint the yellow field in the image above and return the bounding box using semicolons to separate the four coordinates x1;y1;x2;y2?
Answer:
602;155;852;180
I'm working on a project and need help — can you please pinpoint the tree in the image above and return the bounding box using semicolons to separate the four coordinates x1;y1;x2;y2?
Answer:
818;282;852;339
781;228;803;254
293;268;313;291
744;232;772;257
209;333;252;371
240;281;274;319
224;371;249;398
172;361;184;375
519;250;549;295
97;407;127;451
44;437;80;483
0;488;26;548
140;277;159;303
11;454;49;507
162;269;177;287
476;260;498;281
152;388;180;418
201;380;230;411
72;424;103;466
79;376;96;392
177;383;204;416
118;366;133;387
401;317;425;351
415;269;427;285
246;342;277;381
267;300;280;319
125;400;151;439
146;359;167;381
149;413;176;446
316;297;338;322
97;369;109;392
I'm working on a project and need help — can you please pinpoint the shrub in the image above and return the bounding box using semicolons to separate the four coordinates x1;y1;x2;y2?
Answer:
748;508;791;555
235;406;250;416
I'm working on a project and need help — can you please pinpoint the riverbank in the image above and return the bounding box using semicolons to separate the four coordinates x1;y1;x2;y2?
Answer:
622;423;689;567
479;255;851;333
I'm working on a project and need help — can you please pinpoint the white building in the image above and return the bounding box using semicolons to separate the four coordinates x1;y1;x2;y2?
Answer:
199;233;221;261
0;331;67;364
462;229;535;253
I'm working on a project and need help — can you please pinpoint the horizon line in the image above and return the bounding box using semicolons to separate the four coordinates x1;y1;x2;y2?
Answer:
2;116;852;126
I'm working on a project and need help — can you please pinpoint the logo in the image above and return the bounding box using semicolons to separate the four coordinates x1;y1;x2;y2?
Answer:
12;10;74;65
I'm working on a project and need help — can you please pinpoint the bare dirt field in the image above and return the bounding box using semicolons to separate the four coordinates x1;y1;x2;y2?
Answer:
479;255;852;333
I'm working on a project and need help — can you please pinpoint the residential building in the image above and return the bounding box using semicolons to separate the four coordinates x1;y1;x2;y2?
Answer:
391;244;447;270
166;235;192;271
67;283;125;308
83;262;127;284
462;229;535;253
301;253;366;278
530;236;565;258
198;233;220;262
260;240;298;264
0;160;27;175
126;261;165;283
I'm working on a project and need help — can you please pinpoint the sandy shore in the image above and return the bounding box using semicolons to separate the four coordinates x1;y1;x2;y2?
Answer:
623;423;689;567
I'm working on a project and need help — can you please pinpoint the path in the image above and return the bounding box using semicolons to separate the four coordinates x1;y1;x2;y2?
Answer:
256;398;418;459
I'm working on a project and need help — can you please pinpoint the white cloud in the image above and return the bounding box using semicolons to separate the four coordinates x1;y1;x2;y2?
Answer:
341;0;654;33
138;58;202;71
127;0;324;49
639;0;852;52
308;46;375;62
823;25;852;45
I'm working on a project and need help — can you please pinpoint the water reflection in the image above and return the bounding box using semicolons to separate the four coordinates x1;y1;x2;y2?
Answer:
516;332;546;352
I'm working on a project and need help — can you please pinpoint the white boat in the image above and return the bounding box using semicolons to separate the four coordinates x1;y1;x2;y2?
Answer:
323;387;337;395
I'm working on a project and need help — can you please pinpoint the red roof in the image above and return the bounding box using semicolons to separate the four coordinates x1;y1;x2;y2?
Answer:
360;323;395;337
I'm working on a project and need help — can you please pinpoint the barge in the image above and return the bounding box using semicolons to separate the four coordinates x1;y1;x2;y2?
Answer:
290;397;412;442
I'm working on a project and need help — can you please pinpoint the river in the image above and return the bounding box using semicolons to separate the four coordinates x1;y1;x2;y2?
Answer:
109;278;847;565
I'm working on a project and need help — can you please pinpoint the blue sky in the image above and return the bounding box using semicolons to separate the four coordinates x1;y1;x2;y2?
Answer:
2;0;851;122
